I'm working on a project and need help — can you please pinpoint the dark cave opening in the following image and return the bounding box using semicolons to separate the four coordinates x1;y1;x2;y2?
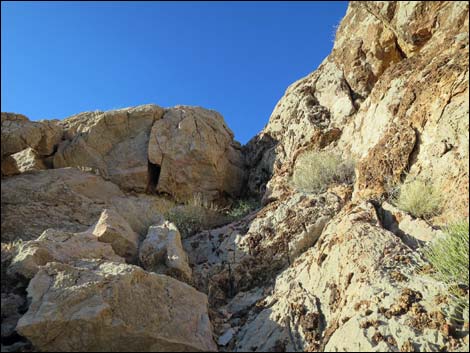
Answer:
146;160;161;195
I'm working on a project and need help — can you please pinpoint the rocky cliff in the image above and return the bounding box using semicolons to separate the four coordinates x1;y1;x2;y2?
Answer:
1;1;469;352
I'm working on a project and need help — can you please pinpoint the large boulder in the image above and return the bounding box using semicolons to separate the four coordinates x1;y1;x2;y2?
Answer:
1;168;171;241
148;106;245;202
139;221;192;282
91;209;140;263
8;229;123;279
16;260;217;352
1;113;63;159
52;104;164;192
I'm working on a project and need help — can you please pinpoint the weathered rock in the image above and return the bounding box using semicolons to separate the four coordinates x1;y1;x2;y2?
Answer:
8;229;123;279
16;260;217;352
91;209;139;263
1;113;63;159
232;202;461;352
1;293;25;339
378;202;444;249
184;190;346;307
246;1;469;224
1;168;172;241
139;221;192;281
53;104;164;192
148;106;245;202
10;148;47;174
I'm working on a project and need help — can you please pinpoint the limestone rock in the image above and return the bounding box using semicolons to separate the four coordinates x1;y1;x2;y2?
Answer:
91;209;140;263
1;168;171;241
148;106;245;202
16;260;217;352
8;229;123;279
232;202;461;352
246;1;469;223
10;148;47;173
53;104;164;192
378;202;444;249
1;113;63;159
139;221;192;281
184;191;346;307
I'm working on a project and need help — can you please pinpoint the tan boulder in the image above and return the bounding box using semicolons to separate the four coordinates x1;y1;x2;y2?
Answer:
139;221;192;282
53;104;164;192
16;260;217;352
148;106;245;202
1;168;171;241
8;229;123;279
1;113;63;158
91;209;140;263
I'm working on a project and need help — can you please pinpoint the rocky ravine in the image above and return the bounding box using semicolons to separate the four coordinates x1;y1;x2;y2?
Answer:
1;1;469;352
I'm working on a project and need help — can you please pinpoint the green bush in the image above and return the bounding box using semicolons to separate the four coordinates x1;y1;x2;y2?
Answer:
292;150;355;193
424;220;469;320
227;198;260;221
393;178;442;219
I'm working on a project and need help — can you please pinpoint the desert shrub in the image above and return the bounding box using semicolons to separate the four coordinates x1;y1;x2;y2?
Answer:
164;194;230;238
227;198;261;221
392;178;442;219
292;150;355;193
423;220;469;320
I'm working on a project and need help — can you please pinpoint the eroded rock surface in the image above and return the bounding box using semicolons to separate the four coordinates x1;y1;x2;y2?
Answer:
148;106;245;202
139;221;192;282
91;209;140;263
1;168;171;241
8;229;123;279
16;260;217;352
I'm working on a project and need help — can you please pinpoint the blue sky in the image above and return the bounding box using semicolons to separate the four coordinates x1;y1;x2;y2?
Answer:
1;1;347;144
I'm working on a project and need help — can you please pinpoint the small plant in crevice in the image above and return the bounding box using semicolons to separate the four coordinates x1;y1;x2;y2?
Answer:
227;198;261;221
292;150;355;193
423;220;469;322
391;177;443;219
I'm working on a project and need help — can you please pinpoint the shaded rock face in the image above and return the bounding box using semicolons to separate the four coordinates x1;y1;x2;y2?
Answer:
16;260;217;352
148;106;245;202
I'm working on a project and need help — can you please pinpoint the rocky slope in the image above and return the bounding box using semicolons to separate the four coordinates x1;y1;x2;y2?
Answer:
1;1;469;352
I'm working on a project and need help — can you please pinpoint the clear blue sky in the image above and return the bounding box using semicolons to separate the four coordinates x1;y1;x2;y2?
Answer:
1;1;348;144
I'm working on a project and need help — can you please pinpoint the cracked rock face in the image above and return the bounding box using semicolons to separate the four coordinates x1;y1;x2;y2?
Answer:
53;104;164;193
0;1;468;352
148;106;246;202
246;1;469;222
16;260;217;352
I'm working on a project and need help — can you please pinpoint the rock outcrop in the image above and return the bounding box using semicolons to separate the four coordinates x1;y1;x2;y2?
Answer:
148;106;245;202
1;1;468;352
246;1;469;222
16;260;217;352
53;104;164;193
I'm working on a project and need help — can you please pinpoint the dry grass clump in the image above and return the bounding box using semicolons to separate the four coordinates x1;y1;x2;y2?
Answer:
164;194;230;238
423;220;469;321
392;178;442;219
292;150;355;193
